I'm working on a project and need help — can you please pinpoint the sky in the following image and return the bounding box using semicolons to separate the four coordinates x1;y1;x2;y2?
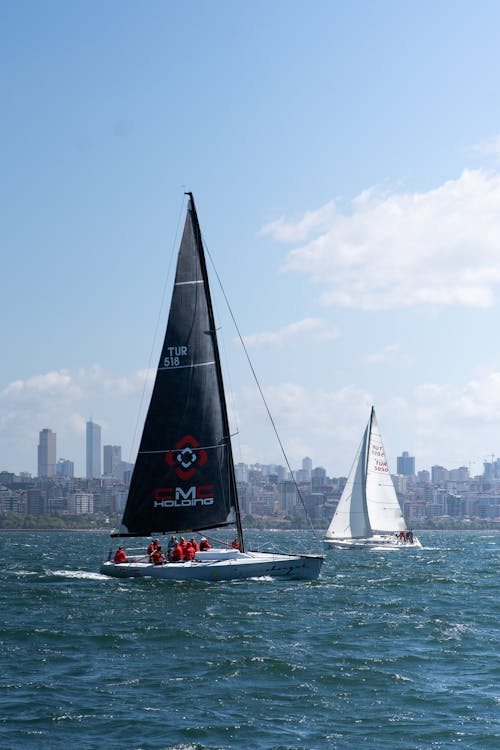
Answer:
3;0;500;478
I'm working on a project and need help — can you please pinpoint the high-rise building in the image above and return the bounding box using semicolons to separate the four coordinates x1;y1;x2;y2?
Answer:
37;428;56;477
86;421;102;478
302;456;312;480
397;451;415;476
103;445;122;477
56;458;74;478
311;466;326;490
431;465;448;484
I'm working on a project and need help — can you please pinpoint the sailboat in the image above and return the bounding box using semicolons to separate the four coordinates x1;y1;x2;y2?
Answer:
101;194;323;581
323;407;421;550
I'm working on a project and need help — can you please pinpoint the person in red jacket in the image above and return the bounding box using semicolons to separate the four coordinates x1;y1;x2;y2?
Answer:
171;543;184;562
183;542;195;561
231;539;240;550
113;546;127;563
147;539;159;556
189;537;199;552
199;537;211;551
151;546;165;565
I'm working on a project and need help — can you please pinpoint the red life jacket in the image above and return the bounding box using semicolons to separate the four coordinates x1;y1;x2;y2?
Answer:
152;549;164;564
114;548;126;563
172;545;183;561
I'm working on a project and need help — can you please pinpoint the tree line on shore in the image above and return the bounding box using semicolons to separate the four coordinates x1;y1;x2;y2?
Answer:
0;511;497;532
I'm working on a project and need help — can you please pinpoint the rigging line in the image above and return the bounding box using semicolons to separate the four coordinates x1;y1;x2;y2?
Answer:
203;241;319;539
127;193;187;464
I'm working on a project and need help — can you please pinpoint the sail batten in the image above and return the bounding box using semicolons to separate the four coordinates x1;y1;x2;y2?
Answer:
158;361;216;372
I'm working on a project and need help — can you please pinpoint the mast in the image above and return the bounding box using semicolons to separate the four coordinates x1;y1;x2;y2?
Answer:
185;193;245;551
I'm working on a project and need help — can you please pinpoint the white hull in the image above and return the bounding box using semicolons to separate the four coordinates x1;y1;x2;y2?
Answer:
323;534;422;551
101;548;323;581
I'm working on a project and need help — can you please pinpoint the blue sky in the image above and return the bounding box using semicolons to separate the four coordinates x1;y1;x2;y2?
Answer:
3;0;500;478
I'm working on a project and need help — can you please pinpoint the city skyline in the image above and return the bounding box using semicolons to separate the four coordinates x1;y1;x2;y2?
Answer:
3;424;492;483
4;4;500;477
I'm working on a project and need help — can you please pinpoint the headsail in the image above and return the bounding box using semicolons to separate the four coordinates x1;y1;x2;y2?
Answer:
118;195;242;540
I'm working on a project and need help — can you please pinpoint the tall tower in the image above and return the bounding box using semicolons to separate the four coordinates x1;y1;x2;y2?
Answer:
86;420;102;479
37;428;56;477
103;445;121;477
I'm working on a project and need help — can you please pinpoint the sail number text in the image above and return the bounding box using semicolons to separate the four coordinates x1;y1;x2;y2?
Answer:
163;345;188;368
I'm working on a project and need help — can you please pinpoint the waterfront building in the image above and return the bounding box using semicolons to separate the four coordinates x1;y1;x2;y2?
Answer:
70;492;94;514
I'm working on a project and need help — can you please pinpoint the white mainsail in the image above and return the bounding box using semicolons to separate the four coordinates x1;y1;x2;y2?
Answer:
325;423;371;540
365;410;407;533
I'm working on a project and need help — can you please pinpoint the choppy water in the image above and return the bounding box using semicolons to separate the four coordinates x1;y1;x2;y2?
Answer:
0;530;498;750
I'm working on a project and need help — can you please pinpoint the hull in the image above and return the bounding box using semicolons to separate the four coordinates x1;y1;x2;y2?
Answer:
101;548;323;581
323;534;422;551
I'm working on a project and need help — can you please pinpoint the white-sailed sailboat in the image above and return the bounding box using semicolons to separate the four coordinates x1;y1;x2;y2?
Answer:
101;194;323;581
323;407;421;550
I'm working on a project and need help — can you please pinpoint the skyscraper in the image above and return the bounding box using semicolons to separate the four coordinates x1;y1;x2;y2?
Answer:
302;456;312;480
37;428;56;477
397;450;415;476
86;421;102;478
103;445;121;477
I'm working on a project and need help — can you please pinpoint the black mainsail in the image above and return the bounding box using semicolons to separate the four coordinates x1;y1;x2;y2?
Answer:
118;194;244;546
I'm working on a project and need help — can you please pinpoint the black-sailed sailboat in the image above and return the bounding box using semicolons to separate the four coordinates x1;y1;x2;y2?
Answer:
101;194;323;581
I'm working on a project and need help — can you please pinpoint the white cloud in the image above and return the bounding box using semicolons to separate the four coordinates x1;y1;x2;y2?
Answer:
4;363;500;480
229;381;373;472
242;317;340;348
230;367;500;475
473;134;500;159
0;367;153;475
259;201;337;243
265;169;500;310
361;343;412;367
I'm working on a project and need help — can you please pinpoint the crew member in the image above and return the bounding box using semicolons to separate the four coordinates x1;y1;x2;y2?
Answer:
147;539;159;555
189;537;199;552
167;535;178;560
199;537;211;551
171;542;184;562
114;546;127;563
151;546;165;565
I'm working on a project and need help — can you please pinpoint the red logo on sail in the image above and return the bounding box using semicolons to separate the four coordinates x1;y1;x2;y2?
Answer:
165;435;208;480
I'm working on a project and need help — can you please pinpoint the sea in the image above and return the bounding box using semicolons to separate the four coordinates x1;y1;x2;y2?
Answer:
0;530;498;750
